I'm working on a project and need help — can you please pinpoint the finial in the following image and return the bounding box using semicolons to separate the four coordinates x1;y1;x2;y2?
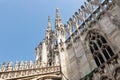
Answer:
47;16;51;30
56;8;59;19
48;16;50;22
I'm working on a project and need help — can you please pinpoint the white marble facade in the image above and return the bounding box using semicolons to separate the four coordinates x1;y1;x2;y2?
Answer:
0;0;120;80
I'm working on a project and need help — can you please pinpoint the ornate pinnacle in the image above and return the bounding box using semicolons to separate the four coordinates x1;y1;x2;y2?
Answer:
55;8;62;27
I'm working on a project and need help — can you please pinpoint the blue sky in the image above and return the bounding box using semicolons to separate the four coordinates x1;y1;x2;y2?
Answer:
0;0;85;65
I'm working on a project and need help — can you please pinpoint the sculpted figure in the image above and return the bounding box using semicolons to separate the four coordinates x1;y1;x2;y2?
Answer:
1;62;6;72
19;61;25;70
29;60;33;68
84;2;94;14
77;9;86;21
67;21;72;35
88;0;101;6
7;61;13;71
88;0;105;10
14;61;19;70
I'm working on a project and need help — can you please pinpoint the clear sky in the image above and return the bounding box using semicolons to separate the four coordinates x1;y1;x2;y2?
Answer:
0;0;85;65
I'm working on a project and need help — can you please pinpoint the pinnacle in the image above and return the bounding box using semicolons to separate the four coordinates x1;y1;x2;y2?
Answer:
56;8;60;19
55;8;62;26
47;16;51;30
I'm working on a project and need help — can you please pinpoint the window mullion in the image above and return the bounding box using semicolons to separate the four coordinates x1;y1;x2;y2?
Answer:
93;40;107;62
105;47;112;58
96;55;102;65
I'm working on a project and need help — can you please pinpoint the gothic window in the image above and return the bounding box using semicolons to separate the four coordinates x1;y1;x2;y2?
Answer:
87;31;114;67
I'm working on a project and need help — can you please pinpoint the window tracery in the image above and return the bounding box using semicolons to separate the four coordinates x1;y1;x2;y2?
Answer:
87;31;114;66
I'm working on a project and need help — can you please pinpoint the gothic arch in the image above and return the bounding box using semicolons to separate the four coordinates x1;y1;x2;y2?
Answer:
34;74;61;80
85;29;115;67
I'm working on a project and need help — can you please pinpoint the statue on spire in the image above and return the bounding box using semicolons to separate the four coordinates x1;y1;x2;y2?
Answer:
47;16;52;31
56;8;60;20
46;16;52;39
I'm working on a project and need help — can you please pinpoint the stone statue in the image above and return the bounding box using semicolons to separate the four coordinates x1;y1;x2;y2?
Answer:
19;61;25;70
29;60;33;68
77;9;86;21
1;62;6;72
7;61;13;71
14;61;19;70
84;1;94;14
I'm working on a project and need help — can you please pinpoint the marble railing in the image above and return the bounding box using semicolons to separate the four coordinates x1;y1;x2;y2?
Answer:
64;0;114;43
0;65;60;79
0;60;60;72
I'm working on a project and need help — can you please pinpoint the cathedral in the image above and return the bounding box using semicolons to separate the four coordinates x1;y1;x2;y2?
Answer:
0;0;120;80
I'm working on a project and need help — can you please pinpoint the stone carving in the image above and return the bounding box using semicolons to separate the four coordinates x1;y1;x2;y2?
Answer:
100;76;112;80
109;14;120;29
0;65;60;79
1;62;6;72
7;61;13;71
19;61;25;70
83;2;93;14
114;67;120;80
88;0;102;7
75;9;86;21
113;0;120;7
14;61;19;70
29;60;33;68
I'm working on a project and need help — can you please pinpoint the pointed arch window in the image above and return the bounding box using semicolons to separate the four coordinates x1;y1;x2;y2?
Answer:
87;31;114;67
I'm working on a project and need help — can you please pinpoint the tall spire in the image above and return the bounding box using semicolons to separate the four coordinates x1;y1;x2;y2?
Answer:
47;16;52;31
55;8;62;26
